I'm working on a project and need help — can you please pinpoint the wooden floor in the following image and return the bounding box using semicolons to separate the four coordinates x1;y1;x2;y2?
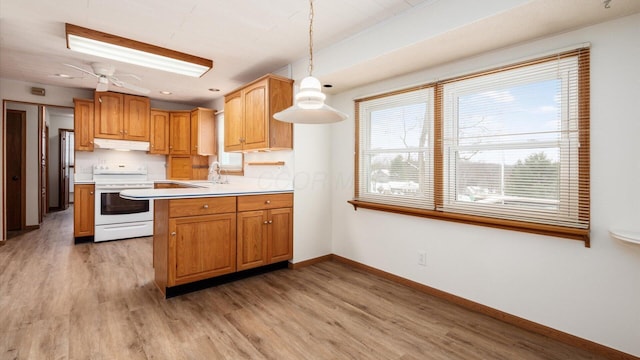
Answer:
0;207;606;360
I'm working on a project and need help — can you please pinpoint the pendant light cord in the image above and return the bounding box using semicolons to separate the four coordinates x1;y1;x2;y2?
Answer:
308;0;314;77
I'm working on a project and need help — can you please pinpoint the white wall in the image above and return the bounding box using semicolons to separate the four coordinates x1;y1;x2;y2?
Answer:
329;14;640;356
1;79;93;237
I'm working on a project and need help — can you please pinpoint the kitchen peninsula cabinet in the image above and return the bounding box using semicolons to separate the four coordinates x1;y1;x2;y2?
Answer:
224;74;293;152
150;110;170;154
150;191;293;297
154;197;237;291
94;92;150;141
74;98;94;151
73;184;94;239
237;194;293;271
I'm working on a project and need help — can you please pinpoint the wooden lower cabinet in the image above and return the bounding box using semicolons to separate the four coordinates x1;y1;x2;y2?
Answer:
170;213;236;285
237;194;293;271
153;192;293;296
73;184;95;238
237;207;293;271
237;210;269;270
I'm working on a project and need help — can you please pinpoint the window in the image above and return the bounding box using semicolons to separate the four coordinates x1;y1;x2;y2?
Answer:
216;112;243;174
357;88;434;209
352;48;590;244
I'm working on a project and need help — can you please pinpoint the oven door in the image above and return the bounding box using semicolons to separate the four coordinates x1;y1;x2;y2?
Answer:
94;186;154;242
95;189;153;225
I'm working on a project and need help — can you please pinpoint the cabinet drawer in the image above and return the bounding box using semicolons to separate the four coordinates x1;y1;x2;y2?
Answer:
237;193;293;211
170;197;236;217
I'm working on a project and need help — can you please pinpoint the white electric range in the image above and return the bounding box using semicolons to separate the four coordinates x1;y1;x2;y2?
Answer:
93;164;154;242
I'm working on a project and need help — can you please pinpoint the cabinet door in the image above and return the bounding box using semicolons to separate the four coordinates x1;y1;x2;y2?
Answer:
169;213;237;285
268;207;293;263
73;184;95;237
167;156;192;180
191;108;216;155
169;112;191;155
237;210;269;271
94;92;124;139
150;110;170;154
224;92;243;152
242;80;269;150
74;98;94;151
267;77;294;150
123;95;150;141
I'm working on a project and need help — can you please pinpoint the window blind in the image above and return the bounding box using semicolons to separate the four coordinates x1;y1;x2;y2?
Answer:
356;87;435;210
438;48;590;229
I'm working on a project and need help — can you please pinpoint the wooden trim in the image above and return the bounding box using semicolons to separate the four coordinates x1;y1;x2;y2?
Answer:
348;200;589;244
329;254;635;360
23;225;40;231
245;161;285;166
20;111;27;230
65;23;213;70
288;254;333;270
2;101;4;241
354;103;361;198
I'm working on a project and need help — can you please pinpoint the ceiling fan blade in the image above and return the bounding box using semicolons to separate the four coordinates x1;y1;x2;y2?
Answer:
110;77;150;94
64;64;99;78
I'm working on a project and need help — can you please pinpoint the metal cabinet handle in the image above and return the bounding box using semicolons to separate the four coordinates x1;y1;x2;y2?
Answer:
90;192;94;195
263;220;268;224
265;200;271;204
268;220;273;224
203;204;209;209
171;232;176;236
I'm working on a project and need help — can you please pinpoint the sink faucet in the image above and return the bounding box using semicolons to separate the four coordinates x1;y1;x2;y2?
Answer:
208;161;229;184
208;161;221;183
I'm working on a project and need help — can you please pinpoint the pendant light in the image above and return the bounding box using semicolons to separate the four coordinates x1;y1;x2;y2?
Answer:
273;0;348;124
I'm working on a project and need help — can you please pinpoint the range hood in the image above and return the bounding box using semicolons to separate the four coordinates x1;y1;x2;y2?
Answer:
93;138;150;151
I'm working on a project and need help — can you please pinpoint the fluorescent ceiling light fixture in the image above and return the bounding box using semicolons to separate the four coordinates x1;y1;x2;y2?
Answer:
65;23;213;78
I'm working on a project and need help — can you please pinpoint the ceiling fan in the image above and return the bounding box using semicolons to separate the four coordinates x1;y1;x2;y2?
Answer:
65;62;150;94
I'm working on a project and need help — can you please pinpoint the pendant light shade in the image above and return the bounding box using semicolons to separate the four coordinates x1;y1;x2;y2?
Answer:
274;76;347;124
273;0;347;124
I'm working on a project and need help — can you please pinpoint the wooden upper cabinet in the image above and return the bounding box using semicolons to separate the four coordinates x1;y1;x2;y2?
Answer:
94;91;123;139
224;92;243;152
74;98;94;151
191;107;216;156
123;95;150;141
223;74;293;152
243;81;268;150
94;91;150;141
169;111;191;155
150;110;170;154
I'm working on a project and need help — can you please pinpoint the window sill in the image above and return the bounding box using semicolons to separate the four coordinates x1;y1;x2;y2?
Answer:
347;200;590;247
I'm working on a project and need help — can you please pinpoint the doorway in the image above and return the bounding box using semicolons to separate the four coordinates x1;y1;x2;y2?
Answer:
58;129;73;210
6;109;26;231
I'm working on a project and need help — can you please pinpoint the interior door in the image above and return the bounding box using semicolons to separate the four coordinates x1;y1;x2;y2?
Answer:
6;110;26;231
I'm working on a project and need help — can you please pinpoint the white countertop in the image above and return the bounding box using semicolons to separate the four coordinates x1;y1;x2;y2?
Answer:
120;179;293;200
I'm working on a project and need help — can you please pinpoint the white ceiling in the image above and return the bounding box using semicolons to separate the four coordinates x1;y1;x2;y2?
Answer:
1;0;639;107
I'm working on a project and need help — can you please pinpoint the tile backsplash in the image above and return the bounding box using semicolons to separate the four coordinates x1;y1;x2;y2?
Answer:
75;149;167;180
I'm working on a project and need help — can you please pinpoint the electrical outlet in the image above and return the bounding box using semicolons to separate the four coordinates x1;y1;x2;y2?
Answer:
418;251;427;266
